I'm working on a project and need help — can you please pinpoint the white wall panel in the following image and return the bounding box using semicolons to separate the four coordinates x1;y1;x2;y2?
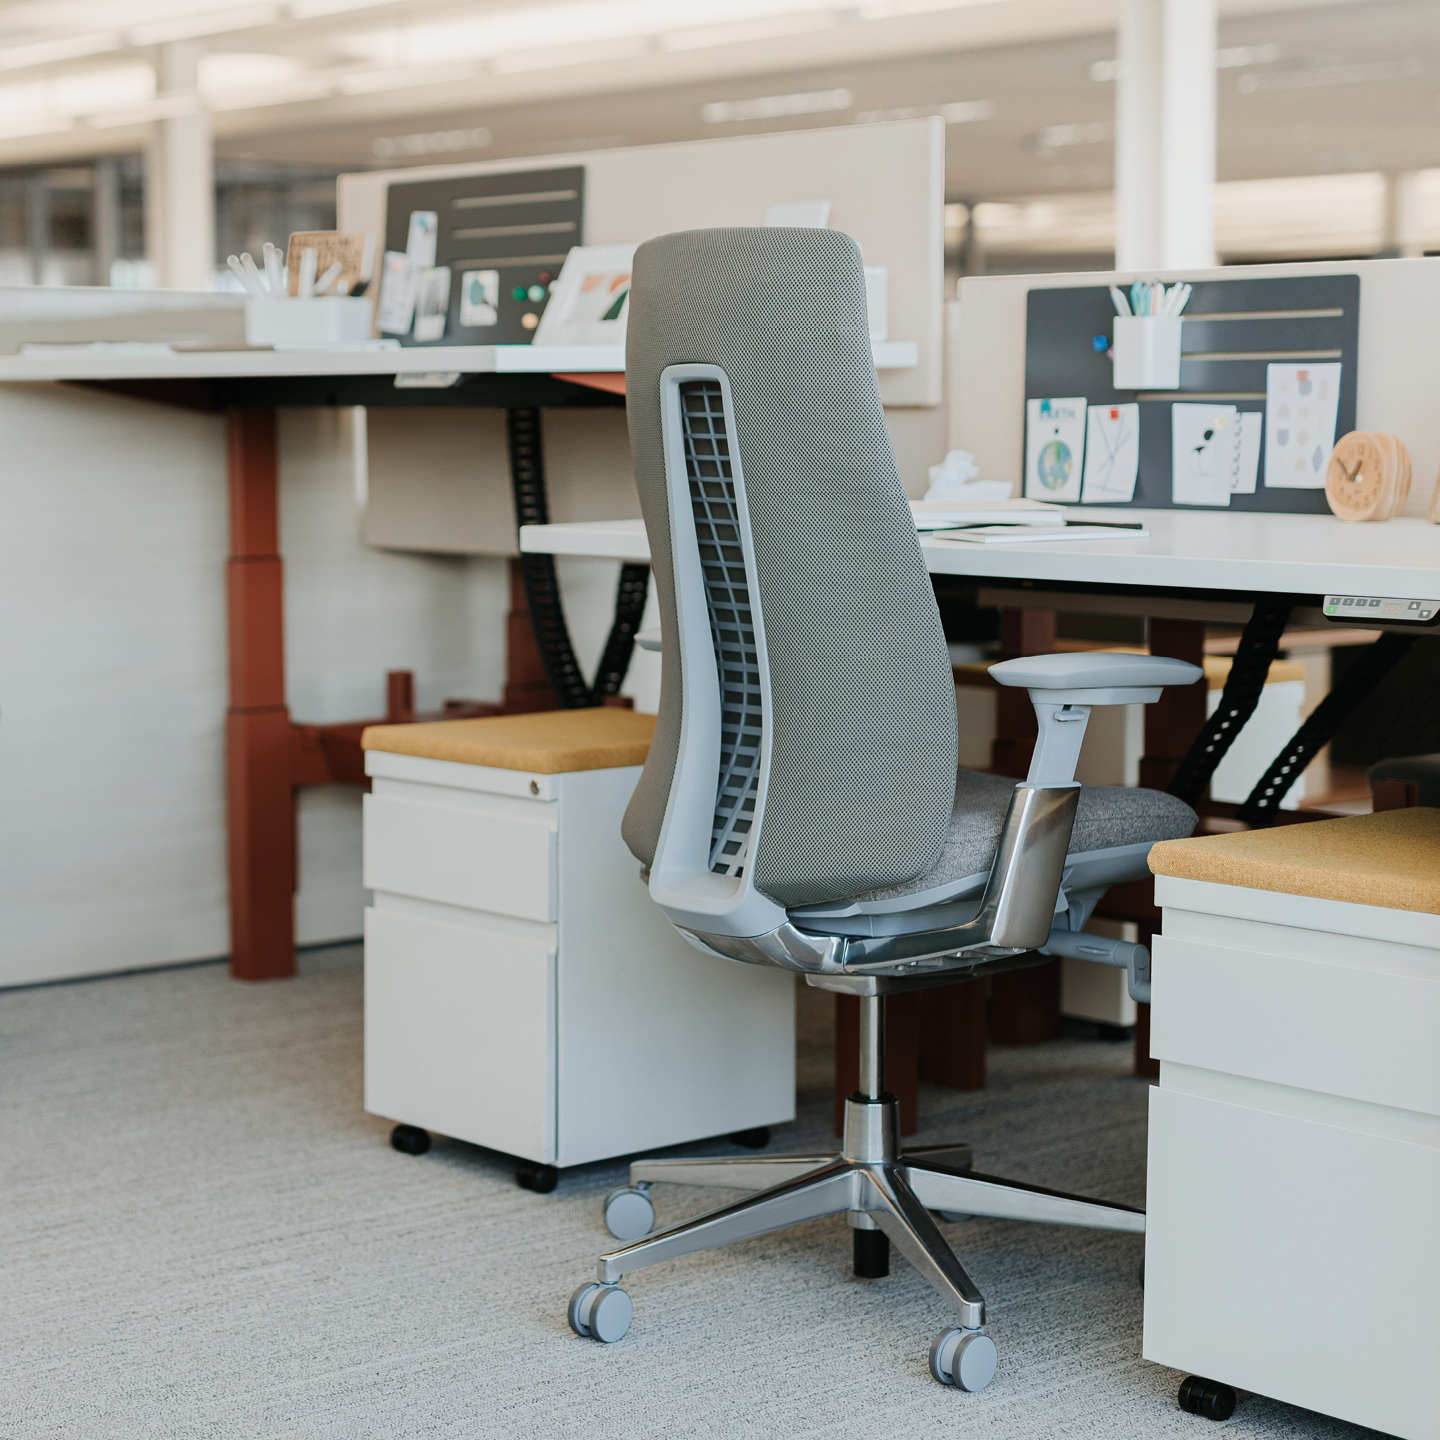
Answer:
0;391;507;984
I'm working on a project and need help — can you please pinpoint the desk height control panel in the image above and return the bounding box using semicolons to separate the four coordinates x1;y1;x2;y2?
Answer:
1324;594;1440;625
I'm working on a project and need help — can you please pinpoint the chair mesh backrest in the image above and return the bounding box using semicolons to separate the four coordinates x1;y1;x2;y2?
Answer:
621;227;958;909
681;378;762;876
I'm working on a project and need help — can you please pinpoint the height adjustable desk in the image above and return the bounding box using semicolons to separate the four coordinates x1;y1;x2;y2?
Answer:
523;508;1440;1080
521;507;1440;618
524;505;1440;814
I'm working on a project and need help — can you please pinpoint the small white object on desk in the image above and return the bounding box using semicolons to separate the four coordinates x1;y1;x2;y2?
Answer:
922;448;1013;504
244;295;375;348
232;238;378;348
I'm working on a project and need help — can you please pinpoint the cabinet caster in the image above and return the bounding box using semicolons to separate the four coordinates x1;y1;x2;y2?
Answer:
603;1185;655;1240
728;1126;770;1149
929;1326;998;1392
390;1124;431;1156
1178;1376;1237;1421
516;1160;558;1193
567;1283;632;1343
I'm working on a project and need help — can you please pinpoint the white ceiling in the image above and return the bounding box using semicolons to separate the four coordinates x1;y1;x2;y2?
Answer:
0;0;1432;244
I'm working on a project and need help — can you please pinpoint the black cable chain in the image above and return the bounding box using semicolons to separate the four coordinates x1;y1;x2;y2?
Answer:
1166;601;1293;809
1236;630;1417;826
506;407;649;710
591;563;652;699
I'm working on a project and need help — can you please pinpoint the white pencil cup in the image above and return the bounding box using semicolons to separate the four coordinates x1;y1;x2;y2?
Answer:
1112;315;1183;390
245;296;374;348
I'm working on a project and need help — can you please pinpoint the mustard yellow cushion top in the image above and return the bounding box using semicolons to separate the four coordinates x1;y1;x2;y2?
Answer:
361;707;655;775
1148;807;1440;914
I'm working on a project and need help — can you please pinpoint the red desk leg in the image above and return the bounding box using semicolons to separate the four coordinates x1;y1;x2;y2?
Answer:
225;409;296;982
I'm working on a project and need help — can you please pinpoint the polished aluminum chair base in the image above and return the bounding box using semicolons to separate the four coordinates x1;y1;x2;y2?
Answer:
569;993;1144;1390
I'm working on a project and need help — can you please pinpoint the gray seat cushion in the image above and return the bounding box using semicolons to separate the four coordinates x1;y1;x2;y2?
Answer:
852;769;1197;903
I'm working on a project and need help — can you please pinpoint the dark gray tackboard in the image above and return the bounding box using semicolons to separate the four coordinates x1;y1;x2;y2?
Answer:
384;165;584;347
1023;273;1359;512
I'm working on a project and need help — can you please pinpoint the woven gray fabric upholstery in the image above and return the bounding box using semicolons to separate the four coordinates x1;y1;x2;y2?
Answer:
621;227;958;906
852;770;1198;903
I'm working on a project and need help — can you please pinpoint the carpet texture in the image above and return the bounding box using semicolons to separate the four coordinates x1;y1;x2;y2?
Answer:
0;949;1381;1439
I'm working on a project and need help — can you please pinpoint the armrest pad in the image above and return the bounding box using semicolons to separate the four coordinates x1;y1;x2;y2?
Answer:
990;652;1203;690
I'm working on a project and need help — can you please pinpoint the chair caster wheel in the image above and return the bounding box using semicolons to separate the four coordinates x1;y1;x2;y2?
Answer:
567;1282;632;1343
929;1326;998;1392
728;1126;770;1149
516;1160;558;1193
603;1185;655;1240
390;1124;430;1156
1178;1376;1237;1421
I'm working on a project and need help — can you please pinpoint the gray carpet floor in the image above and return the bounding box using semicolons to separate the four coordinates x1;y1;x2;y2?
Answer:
0;947;1383;1440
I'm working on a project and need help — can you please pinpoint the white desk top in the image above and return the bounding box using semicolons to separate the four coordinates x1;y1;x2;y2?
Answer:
519;510;1440;603
0;338;918;383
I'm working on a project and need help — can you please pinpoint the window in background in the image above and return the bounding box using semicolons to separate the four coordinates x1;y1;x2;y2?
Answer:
0;159;148;288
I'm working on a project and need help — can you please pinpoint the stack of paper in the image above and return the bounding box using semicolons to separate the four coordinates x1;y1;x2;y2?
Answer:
929;522;1148;545
911;499;1066;531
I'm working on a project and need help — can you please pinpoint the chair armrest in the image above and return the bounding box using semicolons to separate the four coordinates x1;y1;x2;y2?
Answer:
992;652;1204;787
990;652;1203;690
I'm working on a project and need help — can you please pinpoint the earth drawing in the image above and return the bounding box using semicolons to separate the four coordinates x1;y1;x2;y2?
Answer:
1037;440;1072;490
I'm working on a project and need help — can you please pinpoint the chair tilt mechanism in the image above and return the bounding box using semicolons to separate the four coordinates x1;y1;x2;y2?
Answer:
566;225;1202;1392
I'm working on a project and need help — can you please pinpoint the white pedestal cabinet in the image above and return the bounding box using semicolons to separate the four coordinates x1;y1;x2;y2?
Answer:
362;746;795;1173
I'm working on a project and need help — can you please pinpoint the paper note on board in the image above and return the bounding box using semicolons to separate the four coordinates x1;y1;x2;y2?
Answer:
375;250;417;335
1171;403;1237;506
1264;362;1340;488
1080;403;1140;503
1234;411;1263;494
459;269;499;328
412;266;452;342
1025;397;1087;503
405;210;438;269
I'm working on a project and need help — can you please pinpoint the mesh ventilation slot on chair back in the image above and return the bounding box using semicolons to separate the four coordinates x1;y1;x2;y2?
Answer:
680;379;762;877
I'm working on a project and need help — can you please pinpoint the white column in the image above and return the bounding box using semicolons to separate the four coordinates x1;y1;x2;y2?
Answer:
147;41;214;290
1384;171;1424;258
1114;0;1216;270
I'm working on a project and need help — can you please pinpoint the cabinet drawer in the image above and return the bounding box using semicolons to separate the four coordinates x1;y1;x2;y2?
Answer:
1151;932;1440;1116
363;790;555;921
1145;1086;1440;1439
364;906;555;1162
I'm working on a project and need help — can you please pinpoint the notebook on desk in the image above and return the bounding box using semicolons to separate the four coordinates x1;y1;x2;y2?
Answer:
911;498;1065;530
930;522;1149;545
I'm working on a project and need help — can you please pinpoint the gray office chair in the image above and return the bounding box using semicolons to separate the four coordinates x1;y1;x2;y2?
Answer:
567;227;1201;1391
